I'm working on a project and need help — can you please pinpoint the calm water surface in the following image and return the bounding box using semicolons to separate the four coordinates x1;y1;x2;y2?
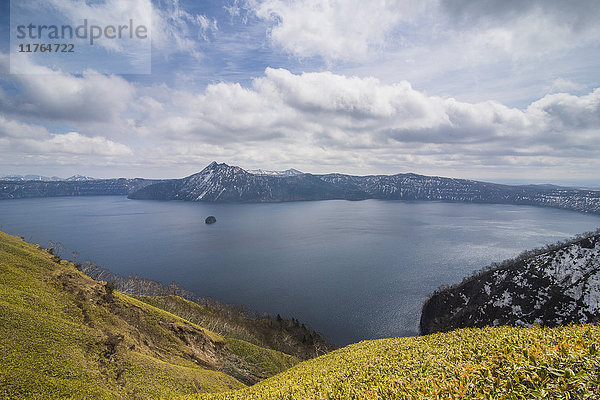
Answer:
1;196;599;345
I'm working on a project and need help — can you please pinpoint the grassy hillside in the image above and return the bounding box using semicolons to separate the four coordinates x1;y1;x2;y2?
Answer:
132;295;333;360
0;231;297;399
176;324;600;399
78;261;335;360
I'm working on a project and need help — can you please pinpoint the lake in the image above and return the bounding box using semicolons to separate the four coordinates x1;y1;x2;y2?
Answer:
1;196;599;345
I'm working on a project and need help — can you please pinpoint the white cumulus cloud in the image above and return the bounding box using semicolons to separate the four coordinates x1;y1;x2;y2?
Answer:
248;0;432;62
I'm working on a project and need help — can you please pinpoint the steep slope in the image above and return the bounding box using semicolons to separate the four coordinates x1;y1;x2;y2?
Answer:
175;324;600;399
128;162;367;202
421;232;600;335
133;295;335;360
0;232;298;399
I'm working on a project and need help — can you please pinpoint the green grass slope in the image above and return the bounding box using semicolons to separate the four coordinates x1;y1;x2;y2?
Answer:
129;295;300;382
133;295;331;360
0;231;297;399
176;324;600;400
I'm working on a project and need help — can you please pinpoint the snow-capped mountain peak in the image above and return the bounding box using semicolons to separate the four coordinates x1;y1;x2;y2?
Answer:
248;168;304;176
65;175;96;181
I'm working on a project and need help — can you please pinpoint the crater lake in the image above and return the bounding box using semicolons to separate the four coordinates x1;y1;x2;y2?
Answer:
1;196;599;345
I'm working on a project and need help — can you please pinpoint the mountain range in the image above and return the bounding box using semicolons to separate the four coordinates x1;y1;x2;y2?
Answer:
129;162;600;215
0;178;155;199
0;174;63;181
247;168;303;176
0;174;96;181
2;161;600;215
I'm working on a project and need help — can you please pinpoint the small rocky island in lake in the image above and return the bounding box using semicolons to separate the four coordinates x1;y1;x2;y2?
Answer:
205;216;217;224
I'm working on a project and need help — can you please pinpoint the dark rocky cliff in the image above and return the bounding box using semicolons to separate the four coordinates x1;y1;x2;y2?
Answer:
420;232;600;335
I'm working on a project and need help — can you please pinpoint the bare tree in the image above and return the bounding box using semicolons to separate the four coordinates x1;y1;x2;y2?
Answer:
47;240;64;257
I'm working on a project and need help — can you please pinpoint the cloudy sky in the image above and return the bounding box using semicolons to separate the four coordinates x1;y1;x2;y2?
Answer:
0;0;599;184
